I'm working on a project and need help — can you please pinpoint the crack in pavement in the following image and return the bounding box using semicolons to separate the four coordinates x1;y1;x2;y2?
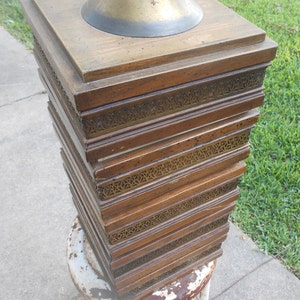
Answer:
0;90;47;109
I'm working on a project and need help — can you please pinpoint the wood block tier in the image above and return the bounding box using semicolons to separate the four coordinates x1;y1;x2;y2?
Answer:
21;0;277;298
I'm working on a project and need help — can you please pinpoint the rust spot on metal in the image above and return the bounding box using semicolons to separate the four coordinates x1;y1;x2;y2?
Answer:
151;0;158;5
72;222;78;230
90;287;101;298
68;217;214;300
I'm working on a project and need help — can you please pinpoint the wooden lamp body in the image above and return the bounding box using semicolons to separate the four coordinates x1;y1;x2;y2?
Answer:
20;0;277;298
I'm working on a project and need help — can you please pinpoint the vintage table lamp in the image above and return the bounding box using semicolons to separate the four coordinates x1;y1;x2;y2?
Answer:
20;0;277;299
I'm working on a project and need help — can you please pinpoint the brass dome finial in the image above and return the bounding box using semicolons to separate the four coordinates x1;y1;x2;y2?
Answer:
82;0;203;37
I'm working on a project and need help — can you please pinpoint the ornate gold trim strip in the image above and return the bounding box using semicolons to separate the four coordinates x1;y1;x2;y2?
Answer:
47;101;99;199
99;131;250;199
34;38;265;141
83;69;265;136
128;244;221;297
108;182;236;244
113;216;228;276
33;39;84;131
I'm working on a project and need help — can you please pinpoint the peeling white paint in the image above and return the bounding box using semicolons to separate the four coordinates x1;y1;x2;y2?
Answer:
173;281;181;288
152;290;178;300
188;262;214;293
67;218;214;300
67;218;113;300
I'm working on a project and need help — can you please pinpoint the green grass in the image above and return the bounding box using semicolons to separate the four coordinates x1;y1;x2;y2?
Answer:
0;0;33;49
1;0;299;277
219;0;300;277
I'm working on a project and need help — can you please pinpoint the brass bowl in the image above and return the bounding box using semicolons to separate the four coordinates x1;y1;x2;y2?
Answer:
82;0;203;37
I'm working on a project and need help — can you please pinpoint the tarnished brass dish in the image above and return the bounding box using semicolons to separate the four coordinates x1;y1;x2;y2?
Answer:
81;0;203;37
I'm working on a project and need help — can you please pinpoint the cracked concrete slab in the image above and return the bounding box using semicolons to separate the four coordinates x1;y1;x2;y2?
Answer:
0;27;45;107
210;223;300;299
210;223;270;297
211;257;300;300
0;93;81;300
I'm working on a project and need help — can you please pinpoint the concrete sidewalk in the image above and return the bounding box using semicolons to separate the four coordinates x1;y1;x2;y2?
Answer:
0;27;299;300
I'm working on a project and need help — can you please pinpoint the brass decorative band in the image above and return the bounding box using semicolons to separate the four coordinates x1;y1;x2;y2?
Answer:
33;39;83;130
113;216;228;277
34;38;265;143
108;181;237;244
98;131;250;200
47;101;97;191
83;68;266;136
129;244;221;297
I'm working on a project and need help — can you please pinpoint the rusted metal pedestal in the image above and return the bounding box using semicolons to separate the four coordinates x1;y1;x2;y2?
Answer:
67;217;215;300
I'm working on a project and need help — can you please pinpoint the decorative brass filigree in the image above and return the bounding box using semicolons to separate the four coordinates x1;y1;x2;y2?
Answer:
33;39;85;131
113;216;228;276
108;182;236;244
99;131;250;199
83;69;265;136
129;244;221;297
34;38;265;146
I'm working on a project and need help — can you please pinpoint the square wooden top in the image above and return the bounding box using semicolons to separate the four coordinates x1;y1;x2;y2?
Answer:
33;0;266;82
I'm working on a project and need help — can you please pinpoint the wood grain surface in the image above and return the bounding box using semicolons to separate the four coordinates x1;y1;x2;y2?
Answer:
20;0;277;297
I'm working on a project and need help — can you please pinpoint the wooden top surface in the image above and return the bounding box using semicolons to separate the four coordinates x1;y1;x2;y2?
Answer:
33;0;266;82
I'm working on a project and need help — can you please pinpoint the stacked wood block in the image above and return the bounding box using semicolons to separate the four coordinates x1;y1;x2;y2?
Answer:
21;0;277;298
